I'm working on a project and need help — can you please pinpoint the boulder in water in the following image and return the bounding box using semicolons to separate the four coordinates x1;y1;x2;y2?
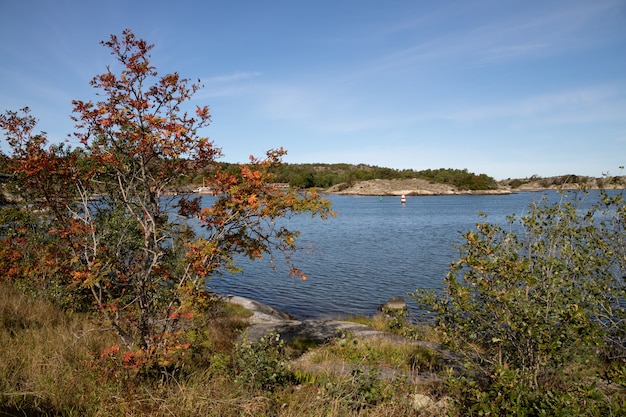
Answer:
378;296;408;316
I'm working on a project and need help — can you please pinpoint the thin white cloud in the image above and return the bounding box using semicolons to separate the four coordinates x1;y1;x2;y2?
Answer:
481;43;552;64
204;71;261;84
258;85;325;122
196;71;262;98
315;117;394;134
252;81;403;134
361;0;623;76
440;86;623;123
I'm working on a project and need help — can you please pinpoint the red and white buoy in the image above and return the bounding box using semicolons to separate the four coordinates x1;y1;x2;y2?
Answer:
401;194;406;204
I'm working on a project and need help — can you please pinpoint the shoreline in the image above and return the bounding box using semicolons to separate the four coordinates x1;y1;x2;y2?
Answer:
324;177;625;197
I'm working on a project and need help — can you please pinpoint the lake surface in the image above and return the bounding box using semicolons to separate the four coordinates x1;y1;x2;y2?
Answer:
200;190;609;320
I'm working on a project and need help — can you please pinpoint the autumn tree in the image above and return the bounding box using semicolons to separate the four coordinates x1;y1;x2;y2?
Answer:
0;29;333;374
0;109;90;308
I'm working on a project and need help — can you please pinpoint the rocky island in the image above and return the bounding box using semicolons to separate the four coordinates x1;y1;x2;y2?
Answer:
325;175;626;196
326;178;511;196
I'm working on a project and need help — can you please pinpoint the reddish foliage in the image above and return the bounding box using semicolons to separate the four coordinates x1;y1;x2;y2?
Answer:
0;29;334;377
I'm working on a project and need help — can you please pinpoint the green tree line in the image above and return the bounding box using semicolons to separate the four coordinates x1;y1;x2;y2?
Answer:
2;157;499;192
272;164;499;190
179;163;499;191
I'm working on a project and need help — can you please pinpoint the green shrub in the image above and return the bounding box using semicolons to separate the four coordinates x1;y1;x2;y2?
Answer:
413;190;626;413
233;333;290;392
445;364;620;416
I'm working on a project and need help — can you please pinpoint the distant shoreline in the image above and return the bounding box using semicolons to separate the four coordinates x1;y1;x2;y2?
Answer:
323;177;625;197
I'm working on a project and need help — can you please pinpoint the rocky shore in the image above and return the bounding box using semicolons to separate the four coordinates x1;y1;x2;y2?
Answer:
326;178;512;196
325;176;625;197
221;294;399;343
221;293;460;394
221;294;457;359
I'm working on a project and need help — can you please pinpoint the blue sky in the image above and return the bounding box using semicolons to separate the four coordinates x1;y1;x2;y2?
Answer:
1;0;625;179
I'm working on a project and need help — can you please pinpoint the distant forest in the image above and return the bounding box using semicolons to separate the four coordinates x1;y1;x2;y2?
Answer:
181;162;500;191
0;158;496;192
3;156;618;193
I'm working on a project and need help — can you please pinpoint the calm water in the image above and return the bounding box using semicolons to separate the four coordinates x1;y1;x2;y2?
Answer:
199;190;607;319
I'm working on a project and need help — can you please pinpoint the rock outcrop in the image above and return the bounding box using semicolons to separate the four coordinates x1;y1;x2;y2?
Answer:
378;296;408;315
326;178;511;196
222;294;461;386
221;294;395;343
220;294;464;388
221;294;458;361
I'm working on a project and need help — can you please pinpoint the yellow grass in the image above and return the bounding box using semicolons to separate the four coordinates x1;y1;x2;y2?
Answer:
0;284;443;416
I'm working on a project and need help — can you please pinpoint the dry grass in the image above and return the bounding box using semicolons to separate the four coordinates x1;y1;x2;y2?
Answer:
345;313;442;343
3;289;619;416
0;283;117;415
307;335;440;371
0;284;444;416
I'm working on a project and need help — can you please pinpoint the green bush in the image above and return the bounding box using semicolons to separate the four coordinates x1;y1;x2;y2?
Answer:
445;364;618;416
233;333;290;392
413;190;626;414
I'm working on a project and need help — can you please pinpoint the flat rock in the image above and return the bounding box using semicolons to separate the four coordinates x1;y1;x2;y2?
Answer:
379;296;408;313
220;294;295;323
243;319;389;343
221;295;453;355
223;294;462;385
221;294;400;342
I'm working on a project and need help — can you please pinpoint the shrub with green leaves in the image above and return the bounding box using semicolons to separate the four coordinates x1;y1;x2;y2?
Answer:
413;190;626;412
232;333;290;392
